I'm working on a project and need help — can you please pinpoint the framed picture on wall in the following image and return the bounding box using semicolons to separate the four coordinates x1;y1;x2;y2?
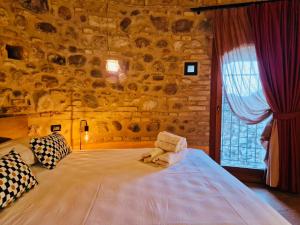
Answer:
184;62;199;76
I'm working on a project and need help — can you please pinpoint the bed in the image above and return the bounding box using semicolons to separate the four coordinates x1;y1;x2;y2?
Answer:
0;148;290;225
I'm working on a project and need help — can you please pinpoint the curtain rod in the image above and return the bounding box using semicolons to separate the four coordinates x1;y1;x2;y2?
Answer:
191;0;285;14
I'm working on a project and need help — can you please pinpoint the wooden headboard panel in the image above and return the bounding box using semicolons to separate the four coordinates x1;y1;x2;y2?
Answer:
0;116;28;139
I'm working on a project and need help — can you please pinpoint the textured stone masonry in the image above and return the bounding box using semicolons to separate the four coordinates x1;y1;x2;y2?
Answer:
0;0;258;147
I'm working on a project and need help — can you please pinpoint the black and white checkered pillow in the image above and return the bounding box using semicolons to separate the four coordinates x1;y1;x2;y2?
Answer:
0;150;38;209
52;133;71;158
30;133;71;169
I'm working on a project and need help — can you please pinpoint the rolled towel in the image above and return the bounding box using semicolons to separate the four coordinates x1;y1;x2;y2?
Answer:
153;149;187;167
140;148;165;163
154;138;187;152
157;131;185;145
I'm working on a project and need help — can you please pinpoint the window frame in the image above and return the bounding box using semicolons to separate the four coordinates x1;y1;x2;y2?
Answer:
209;47;265;184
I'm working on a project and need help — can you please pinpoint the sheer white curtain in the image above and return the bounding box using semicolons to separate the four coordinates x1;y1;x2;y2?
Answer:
221;45;271;124
221;44;279;185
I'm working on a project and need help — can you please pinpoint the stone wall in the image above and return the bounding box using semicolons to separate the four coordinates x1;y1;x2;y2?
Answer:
0;0;259;148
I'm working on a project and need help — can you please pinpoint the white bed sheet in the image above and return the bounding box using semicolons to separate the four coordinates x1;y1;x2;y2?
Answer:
0;148;290;225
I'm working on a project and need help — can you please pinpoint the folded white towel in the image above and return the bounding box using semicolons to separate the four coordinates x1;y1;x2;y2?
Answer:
154;139;187;152
157;131;185;145
153;149;187;167
140;148;165;163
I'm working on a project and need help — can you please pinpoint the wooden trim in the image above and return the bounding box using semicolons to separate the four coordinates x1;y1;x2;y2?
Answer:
224;166;265;183
209;41;222;163
73;142;209;153
0;116;28;139
73;141;154;150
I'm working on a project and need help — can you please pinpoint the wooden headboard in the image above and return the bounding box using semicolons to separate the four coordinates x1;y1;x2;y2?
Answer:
0;116;28;139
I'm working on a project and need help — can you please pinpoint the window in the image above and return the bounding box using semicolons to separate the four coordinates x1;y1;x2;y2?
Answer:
221;95;268;169
223;61;261;96
220;46;267;169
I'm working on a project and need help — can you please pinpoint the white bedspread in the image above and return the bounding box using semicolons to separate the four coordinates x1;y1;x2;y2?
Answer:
0;148;290;225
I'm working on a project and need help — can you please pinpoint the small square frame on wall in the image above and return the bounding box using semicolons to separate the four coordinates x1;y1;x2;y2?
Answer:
184;62;199;76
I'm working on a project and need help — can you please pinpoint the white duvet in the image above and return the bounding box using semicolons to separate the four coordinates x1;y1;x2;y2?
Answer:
0;149;290;225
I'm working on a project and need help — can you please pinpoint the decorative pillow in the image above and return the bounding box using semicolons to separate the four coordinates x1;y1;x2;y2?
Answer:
0;137;37;166
0;150;38;209
52;133;71;158
30;133;71;169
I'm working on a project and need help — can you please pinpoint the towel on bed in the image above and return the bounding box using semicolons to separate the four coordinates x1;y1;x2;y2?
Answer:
140;148;165;163
154;139;187;152
155;131;187;152
156;131;187;152
140;132;187;166
153;149;187;167
157;131;185;145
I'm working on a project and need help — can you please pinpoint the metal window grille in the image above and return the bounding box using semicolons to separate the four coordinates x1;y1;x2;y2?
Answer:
221;94;267;169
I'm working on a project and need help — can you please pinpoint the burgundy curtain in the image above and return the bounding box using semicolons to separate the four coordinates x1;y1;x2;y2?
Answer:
249;0;300;193
213;8;271;124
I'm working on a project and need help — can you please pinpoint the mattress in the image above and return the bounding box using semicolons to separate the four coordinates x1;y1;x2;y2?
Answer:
0;148;290;225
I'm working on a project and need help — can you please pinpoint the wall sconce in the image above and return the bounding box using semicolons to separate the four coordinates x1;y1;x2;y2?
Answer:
184;62;198;76
106;59;120;74
79;120;89;150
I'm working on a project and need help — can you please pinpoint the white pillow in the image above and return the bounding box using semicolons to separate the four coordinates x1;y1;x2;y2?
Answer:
0;137;30;148
0;137;37;166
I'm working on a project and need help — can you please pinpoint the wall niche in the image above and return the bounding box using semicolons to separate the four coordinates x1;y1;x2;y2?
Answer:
19;0;49;13
6;45;24;60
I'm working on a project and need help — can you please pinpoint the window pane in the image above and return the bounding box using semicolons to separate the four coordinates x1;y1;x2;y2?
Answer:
221;45;267;169
221;95;267;169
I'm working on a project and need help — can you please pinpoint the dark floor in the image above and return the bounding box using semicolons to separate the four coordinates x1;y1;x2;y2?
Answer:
247;183;300;225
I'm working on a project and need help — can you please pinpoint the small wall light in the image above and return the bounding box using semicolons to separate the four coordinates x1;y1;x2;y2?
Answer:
79;120;89;150
106;59;120;73
184;62;198;76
